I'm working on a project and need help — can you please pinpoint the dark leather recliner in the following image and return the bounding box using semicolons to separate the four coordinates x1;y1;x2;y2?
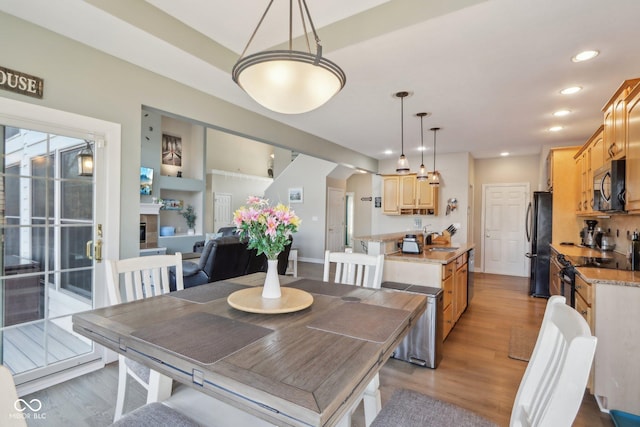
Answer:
172;236;294;290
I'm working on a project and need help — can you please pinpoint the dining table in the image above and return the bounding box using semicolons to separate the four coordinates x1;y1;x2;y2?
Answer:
72;273;426;427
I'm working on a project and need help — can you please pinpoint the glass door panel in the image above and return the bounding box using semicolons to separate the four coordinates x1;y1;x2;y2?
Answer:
1;126;96;380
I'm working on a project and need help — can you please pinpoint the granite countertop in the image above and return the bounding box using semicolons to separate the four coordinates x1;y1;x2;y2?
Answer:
550;243;640;288
385;243;475;265
355;232;423;243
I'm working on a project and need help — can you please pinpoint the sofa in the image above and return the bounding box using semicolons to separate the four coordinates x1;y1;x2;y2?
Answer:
171;235;293;289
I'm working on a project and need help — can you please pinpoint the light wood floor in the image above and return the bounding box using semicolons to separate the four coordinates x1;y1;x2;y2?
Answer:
22;264;612;426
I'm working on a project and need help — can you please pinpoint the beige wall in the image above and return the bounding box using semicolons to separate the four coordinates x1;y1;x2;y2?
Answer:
264;154;338;261
472;155;540;269
372;152;471;246
347;173;373;246
1;12;377;259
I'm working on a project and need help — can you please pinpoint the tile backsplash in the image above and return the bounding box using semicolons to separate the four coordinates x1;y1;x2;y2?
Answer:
596;215;640;256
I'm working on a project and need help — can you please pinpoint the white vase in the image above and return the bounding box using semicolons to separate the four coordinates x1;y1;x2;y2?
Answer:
187;228;195;235
262;258;281;299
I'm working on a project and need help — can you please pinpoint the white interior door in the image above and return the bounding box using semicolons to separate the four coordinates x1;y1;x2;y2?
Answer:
482;183;529;276
213;192;232;232
0;98;120;392
326;187;345;252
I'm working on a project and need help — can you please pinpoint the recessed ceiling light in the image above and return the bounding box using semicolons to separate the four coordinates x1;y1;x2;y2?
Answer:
553;109;571;117
417;146;427;151
500;152;509;157
384;149;393;155
549;126;563;132
560;86;582;95
571;50;599;62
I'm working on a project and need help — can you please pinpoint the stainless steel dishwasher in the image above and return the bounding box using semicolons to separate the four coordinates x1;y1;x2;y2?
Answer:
382;282;443;368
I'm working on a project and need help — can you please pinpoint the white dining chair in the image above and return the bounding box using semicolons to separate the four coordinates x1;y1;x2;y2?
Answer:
323;250;384;289
323;250;385;427
371;296;597;427
105;253;183;422
0;365;27;427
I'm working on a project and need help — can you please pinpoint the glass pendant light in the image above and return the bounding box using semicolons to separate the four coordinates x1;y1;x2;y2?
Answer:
232;0;346;114
429;127;441;186
416;112;429;181
395;91;410;174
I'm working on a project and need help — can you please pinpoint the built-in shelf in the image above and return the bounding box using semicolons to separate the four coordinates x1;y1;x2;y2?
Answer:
159;175;204;192
140;203;162;215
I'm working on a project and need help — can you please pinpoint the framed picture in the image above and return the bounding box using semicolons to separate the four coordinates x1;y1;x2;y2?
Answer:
162;133;182;167
161;198;184;210
140;167;153;195
288;187;303;204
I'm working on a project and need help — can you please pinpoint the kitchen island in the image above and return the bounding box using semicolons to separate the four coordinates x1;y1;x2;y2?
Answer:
551;243;640;415
385;243;475;340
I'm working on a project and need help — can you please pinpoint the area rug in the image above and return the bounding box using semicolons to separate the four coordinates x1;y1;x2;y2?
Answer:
508;325;538;362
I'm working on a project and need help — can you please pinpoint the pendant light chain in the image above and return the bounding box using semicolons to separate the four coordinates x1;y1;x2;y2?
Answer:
401;94;405;156
430;127;441;186
416;112;429;181
395;91;411;174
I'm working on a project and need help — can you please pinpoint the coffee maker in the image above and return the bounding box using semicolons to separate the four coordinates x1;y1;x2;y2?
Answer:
580;220;598;247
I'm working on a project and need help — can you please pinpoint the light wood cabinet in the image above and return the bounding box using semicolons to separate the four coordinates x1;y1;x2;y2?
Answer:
399;175;416;208
575;275;593;328
590;126;605;173
625;84;640;212
575;274;594;392
603;78;640;161
382;174;438;215
442;254;468;339
442;261;455;339
547;147;580;243
382;176;400;215
453;255;468;322
575;125;604;216
415;179;437;209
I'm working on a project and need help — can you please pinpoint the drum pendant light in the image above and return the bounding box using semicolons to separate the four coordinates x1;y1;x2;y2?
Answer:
416;112;429;181
429;127;441;186
395;91;410;174
232;0;346;114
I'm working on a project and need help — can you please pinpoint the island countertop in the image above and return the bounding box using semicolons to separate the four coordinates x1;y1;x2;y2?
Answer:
385;243;475;265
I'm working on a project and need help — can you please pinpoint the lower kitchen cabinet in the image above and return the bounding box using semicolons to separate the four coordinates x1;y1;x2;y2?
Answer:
574;274;594;393
383;250;471;342
593;283;640;415
453;253;468;322
442;263;454;337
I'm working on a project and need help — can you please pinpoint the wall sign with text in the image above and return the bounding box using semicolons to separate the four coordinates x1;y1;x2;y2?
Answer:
0;65;44;99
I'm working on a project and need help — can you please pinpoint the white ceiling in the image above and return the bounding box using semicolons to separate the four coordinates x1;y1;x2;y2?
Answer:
4;0;640;160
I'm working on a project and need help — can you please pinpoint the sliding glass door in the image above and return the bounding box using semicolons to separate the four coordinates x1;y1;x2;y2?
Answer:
1;125;98;383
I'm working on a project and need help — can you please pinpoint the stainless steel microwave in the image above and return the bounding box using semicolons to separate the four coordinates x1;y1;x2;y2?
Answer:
593;159;626;212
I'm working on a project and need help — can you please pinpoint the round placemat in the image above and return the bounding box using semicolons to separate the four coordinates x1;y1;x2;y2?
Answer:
227;287;314;314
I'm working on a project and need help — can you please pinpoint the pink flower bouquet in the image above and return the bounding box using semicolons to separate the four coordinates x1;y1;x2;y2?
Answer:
233;197;300;260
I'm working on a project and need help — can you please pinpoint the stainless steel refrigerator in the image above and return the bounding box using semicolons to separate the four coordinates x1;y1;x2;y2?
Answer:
525;191;552;297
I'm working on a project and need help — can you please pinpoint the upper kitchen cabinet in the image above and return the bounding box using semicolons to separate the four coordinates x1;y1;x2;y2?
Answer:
382;174;438;215
602;78;640;161
416;179;438;210
575;125;604;215
382;175;400;215
547;147;580;243
589;126;605;175
399;174;417;209
625;83;640;212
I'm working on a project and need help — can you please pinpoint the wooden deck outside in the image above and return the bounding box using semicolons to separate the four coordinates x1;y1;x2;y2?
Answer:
1;320;92;375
